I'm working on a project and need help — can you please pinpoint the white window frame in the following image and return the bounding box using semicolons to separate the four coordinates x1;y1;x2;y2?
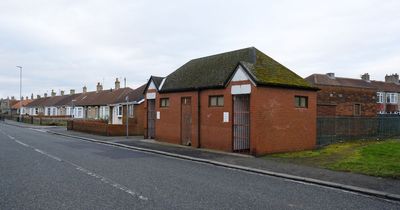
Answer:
117;106;123;117
386;93;398;104
377;92;384;103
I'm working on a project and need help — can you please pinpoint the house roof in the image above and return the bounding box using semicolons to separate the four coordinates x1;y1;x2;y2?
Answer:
25;97;50;107
160;47;315;92
11;99;33;109
126;84;146;103
73;87;133;106
305;74;400;92
305;74;375;89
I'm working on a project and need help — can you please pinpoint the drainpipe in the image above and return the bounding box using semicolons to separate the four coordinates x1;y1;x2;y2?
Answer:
197;89;201;148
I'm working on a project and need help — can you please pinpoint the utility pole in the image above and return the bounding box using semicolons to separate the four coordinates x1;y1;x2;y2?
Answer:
16;66;22;122
126;96;129;138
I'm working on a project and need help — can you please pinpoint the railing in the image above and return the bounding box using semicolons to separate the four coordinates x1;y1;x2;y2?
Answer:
317;116;400;145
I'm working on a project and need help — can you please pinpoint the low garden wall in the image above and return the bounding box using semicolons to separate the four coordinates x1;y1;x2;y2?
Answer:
67;119;143;136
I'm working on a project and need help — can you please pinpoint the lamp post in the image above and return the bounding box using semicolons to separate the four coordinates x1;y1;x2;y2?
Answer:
125;96;129;138
16;66;22;122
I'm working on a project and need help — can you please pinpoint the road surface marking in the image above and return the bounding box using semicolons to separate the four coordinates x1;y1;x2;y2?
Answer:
29;128;47;133
71;162;149;201
34;148;63;162
7;135;15;140
15;140;30;147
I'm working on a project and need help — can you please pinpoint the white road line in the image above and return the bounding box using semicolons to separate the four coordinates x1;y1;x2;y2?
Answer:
72;163;149;201
29;128;47;133
34;148;63;162
7;135;15;140
15;140;30;147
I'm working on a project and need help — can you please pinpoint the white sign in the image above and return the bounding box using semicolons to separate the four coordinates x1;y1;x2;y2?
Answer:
156;111;160;119
231;84;251;95
146;92;156;99
223;112;229;123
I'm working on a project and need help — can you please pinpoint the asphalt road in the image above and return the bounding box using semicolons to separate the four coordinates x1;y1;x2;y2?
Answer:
0;122;399;210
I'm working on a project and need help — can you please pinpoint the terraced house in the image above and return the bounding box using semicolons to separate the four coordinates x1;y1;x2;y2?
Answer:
305;73;400;116
143;47;318;155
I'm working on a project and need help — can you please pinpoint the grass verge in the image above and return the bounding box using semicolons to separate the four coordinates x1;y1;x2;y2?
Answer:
264;139;400;178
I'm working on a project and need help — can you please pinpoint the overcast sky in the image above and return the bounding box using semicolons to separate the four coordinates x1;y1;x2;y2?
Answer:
1;0;399;99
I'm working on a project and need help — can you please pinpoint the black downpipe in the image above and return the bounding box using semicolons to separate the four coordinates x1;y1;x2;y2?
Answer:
197;90;201;148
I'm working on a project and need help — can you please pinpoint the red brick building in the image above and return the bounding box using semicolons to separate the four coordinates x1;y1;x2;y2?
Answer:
144;47;318;155
305;73;377;117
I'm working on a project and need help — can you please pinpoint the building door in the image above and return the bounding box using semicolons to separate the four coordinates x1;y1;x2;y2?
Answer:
233;94;250;152
181;97;192;146
147;99;156;139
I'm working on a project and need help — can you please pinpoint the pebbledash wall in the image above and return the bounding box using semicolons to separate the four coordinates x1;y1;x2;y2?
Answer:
144;81;317;156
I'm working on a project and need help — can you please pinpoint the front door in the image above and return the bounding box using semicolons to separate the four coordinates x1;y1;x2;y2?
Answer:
147;99;156;139
181;97;192;146
233;94;250;152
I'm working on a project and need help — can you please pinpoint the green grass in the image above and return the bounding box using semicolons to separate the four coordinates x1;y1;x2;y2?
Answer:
265;140;400;178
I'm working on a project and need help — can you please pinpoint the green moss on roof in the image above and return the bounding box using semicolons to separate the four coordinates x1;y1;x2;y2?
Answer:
161;47;314;92
248;49;313;88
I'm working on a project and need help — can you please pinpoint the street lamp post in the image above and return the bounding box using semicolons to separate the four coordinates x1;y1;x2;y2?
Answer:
16;66;22;122
125;96;129;139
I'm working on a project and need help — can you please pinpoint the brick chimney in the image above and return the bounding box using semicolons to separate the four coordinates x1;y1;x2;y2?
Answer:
361;73;370;81
44;93;48;98
385;74;399;83
96;82;103;92
83;86;87;93
11;96;15;100
326;73;335;79
51;89;56;97
31;93;34;100
115;78;120;90
61;90;65;96
70;89;75;95
25;96;28;100
37;95;41;99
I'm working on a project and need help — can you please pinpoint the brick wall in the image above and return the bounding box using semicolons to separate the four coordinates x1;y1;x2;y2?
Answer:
144;81;317;155
315;85;377;117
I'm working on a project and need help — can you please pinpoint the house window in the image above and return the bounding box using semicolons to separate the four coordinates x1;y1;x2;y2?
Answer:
386;93;398;104
354;104;361;116
35;108;38;115
128;105;134;118
160;98;169;107
295;96;308;108
46;108;51;116
377;92;384;103
117;106;123;117
209;96;224;107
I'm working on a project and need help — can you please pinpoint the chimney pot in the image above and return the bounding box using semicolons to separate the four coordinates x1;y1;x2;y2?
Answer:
44;93;48;98
96;82;103;92
326;73;335;79
361;73;370;81
83;86;87;93
70;89;75;95
51;89;56;97
61;90;65;96
115;78;120;90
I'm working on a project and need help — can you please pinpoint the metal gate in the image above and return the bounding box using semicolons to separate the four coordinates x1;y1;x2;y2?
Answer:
147;99;156;138
233;94;250;152
181;97;192;146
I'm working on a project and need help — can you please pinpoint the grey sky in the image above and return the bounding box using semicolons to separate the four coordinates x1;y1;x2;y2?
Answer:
1;0;399;99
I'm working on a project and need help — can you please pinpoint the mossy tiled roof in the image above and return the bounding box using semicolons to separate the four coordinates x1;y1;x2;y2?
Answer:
160;47;315;92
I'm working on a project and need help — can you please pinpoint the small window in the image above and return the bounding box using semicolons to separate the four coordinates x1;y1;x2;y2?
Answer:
295;96;308;108
128;105;134;118
377;92;384;103
117;106;123;116
160;98;169;107
354;104;361;116
209;96;224;107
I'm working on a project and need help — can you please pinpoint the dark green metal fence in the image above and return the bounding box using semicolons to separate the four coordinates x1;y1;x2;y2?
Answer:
317;116;400;145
